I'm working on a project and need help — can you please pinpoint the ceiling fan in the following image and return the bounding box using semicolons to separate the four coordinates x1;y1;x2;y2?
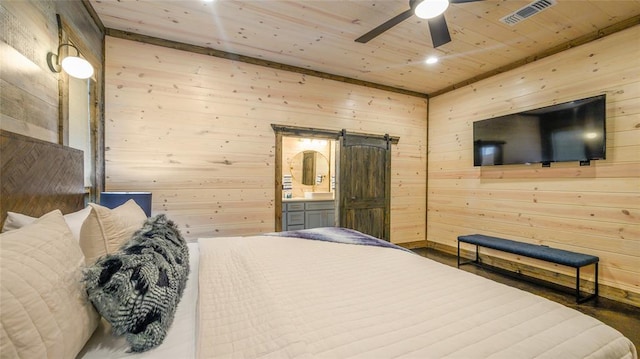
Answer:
355;0;482;48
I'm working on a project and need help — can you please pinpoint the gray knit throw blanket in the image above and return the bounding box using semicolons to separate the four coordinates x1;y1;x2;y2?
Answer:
84;214;190;352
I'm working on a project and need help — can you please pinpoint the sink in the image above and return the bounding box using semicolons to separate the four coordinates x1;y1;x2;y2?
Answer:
304;192;334;200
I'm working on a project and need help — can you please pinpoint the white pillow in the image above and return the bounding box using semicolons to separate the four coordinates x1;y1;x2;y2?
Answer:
63;207;92;242
79;199;147;265
1;211;34;232
0;210;99;358
1;207;91;242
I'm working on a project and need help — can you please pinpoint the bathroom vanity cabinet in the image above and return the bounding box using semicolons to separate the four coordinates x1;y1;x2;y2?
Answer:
282;200;335;231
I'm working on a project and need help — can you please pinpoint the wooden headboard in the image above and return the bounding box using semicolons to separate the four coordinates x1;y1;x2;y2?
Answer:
1;130;85;224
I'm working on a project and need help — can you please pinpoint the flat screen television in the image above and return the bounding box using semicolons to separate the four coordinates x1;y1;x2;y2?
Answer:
473;94;606;166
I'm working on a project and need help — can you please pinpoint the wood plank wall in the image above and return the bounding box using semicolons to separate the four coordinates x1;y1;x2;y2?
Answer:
104;36;427;243
1;0;102;143
428;26;640;306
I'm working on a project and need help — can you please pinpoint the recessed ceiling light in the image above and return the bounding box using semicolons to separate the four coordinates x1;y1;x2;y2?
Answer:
425;56;438;65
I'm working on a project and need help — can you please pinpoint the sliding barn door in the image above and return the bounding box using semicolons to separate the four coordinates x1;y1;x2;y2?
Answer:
339;133;391;241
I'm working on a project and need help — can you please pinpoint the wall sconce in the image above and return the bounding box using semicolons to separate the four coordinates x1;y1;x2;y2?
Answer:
47;43;94;79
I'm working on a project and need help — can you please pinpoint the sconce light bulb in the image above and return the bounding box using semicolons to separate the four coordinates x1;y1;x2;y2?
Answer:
61;56;94;79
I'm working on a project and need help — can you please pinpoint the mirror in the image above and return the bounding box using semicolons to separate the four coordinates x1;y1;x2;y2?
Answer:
301;151;316;185
290;150;329;186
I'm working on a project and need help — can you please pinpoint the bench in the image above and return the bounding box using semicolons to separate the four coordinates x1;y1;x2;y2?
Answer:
457;234;598;303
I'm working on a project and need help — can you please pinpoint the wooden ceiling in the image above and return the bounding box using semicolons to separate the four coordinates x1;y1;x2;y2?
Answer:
89;0;640;96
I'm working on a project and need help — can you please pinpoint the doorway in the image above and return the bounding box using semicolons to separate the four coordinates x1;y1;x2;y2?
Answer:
272;125;398;241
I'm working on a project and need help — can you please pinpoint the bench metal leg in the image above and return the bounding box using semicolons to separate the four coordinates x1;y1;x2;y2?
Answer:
457;241;478;268
576;267;581;301
595;262;599;296
576;263;598;304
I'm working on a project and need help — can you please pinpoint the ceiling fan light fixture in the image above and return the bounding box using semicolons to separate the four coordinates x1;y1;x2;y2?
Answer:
415;0;449;19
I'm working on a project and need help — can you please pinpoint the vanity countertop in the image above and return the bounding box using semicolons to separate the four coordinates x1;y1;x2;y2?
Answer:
283;197;334;202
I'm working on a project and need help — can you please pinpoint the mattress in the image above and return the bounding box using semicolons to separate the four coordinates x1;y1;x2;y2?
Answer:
196;235;637;358
77;243;200;358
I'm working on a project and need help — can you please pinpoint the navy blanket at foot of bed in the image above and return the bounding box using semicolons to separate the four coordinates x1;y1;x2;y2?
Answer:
265;227;413;254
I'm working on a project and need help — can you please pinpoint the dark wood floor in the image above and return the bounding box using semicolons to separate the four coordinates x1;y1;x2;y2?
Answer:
412;247;640;351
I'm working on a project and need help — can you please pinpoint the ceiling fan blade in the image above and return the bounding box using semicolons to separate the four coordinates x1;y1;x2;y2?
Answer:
355;9;414;43
428;14;451;48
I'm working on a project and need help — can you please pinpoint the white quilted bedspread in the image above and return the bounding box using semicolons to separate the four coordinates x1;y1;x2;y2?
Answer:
197;235;636;359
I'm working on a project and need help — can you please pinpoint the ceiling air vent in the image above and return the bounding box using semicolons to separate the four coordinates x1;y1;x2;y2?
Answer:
500;0;557;26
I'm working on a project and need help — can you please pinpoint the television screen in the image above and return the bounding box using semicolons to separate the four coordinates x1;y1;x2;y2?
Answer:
473;94;606;166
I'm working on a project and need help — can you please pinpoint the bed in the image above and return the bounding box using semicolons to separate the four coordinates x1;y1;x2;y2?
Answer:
1;130;637;359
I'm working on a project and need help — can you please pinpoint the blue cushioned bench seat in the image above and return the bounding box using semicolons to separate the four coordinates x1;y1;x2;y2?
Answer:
457;234;598;303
